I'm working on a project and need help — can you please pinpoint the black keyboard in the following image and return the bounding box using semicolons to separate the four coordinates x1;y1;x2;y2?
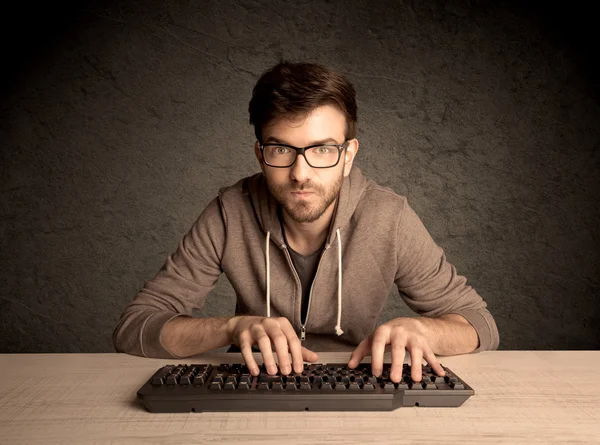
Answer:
137;362;474;412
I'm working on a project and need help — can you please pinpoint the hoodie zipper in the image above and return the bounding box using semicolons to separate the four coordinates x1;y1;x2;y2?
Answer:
281;246;304;338
282;243;331;342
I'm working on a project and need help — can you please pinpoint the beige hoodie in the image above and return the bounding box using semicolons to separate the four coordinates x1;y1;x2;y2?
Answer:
113;167;500;358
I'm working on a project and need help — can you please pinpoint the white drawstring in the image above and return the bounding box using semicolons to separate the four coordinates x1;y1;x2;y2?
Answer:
334;228;344;336
265;231;271;318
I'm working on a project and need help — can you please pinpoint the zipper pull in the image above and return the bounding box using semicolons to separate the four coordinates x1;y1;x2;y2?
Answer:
300;326;306;341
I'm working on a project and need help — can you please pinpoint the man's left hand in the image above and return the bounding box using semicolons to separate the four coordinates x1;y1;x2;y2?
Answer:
347;317;446;383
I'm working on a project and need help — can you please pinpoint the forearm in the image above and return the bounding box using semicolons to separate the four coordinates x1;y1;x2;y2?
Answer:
160;315;238;358
413;314;480;356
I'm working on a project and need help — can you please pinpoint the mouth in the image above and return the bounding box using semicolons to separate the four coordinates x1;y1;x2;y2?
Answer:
291;191;314;198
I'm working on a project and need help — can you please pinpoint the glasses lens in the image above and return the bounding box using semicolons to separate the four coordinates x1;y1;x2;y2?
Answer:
305;146;340;167
263;145;296;167
263;145;340;167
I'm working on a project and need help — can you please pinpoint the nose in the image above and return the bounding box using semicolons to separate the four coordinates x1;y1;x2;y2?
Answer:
289;152;313;183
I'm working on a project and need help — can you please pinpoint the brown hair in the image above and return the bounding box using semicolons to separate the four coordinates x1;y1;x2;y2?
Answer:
248;60;358;144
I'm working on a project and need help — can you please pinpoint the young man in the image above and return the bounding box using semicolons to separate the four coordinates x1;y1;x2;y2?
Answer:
113;61;499;383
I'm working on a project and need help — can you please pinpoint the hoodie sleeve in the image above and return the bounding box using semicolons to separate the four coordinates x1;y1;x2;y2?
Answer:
113;196;226;358
393;198;500;353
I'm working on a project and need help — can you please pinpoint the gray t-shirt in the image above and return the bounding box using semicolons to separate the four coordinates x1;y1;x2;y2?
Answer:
285;239;325;325
278;205;334;325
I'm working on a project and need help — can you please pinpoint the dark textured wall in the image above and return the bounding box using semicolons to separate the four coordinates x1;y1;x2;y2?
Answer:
1;0;598;353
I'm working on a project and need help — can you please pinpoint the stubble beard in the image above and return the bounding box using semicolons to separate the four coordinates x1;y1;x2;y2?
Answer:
267;169;344;224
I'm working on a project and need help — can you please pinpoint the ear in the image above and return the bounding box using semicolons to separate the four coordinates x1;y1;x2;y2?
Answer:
254;141;266;174
342;139;359;177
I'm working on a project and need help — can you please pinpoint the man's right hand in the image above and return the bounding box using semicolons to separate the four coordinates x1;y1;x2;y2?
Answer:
228;316;318;376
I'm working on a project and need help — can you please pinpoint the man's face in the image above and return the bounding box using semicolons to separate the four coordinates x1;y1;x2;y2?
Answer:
254;105;358;224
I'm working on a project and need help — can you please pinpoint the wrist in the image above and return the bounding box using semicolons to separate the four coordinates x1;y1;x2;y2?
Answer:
225;316;242;342
407;316;435;345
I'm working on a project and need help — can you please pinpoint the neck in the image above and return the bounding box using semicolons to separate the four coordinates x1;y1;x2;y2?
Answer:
281;199;337;254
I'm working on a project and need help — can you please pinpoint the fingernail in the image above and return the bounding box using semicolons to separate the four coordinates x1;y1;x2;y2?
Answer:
373;369;381;377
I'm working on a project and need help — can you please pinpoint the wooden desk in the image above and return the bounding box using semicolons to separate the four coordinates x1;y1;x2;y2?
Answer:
0;351;598;444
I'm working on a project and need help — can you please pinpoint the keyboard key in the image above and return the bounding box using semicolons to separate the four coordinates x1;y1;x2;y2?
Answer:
349;382;361;391
320;382;333;391
383;383;395;392
299;382;311;391
225;376;238;385
328;364;346;372
152;376;164;386
212;376;224;386
180;374;193;385
165;375;178;385
192;375;206;385
423;382;437;390
239;375;252;386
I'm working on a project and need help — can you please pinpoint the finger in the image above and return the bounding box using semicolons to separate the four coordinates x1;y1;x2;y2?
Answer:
348;337;370;368
370;329;389;376
239;332;259;376
390;336;407;383
301;346;319;363
422;346;446;377
255;333;277;375
269;330;292;375
279;322;304;373
409;347;424;382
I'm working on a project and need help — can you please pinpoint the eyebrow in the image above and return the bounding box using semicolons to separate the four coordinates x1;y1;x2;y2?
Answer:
264;136;341;146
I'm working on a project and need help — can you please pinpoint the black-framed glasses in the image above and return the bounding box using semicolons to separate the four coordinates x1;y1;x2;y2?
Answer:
259;140;350;168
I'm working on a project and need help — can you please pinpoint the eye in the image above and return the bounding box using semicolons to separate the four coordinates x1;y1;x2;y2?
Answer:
314;146;332;154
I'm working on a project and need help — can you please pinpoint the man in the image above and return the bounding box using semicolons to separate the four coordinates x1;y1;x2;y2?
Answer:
113;61;499;384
